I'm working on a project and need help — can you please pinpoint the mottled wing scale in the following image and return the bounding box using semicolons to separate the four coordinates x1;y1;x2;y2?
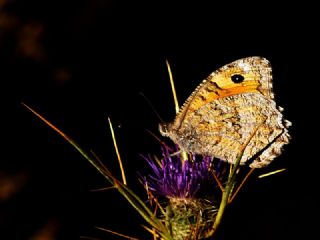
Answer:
170;57;274;130
160;57;290;168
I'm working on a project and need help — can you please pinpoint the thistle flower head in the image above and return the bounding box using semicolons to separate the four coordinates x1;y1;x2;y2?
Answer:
141;145;221;239
143;146;215;199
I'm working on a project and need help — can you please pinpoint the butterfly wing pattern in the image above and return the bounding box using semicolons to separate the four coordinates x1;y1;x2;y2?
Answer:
160;57;291;168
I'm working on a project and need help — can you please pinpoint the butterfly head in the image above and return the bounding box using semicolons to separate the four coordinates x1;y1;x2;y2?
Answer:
159;122;171;137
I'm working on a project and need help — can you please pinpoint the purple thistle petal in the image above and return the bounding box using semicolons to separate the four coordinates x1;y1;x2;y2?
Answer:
142;146;217;198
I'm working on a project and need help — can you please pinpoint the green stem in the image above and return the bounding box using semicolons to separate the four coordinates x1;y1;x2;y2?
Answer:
205;155;242;238
209;180;233;236
206;122;262;238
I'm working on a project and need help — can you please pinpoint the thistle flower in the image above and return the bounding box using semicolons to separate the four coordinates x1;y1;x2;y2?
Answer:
143;146;215;199
142;146;220;240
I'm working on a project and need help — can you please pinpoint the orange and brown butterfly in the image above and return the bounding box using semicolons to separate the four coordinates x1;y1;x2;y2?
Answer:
159;56;291;168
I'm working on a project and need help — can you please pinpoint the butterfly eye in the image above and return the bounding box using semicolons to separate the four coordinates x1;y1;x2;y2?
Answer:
231;74;245;83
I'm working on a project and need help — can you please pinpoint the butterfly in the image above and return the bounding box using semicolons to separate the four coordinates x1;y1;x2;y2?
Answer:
159;56;291;168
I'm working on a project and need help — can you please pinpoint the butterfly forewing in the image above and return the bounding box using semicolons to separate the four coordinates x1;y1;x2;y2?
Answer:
160;56;290;168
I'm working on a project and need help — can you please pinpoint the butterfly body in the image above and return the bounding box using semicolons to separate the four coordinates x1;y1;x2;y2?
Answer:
160;57;291;168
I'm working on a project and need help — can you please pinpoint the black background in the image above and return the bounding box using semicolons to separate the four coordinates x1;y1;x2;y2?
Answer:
1;1;318;239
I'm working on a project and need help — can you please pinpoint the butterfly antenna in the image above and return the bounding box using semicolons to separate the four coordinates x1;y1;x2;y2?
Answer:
166;59;180;114
139;92;164;123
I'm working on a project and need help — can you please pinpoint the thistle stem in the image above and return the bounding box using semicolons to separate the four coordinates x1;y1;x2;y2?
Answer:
209;180;233;236
206;121;263;238
206;155;241;237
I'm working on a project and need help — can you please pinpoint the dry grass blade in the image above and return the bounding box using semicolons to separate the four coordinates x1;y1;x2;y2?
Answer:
95;226;141;240
108;117;127;185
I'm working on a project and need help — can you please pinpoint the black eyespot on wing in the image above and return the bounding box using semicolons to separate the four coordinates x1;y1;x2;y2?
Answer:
231;74;244;83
